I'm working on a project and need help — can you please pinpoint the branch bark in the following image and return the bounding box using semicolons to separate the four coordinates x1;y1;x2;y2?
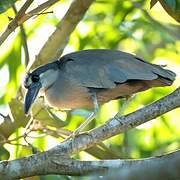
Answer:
0;87;179;179
0;150;179;179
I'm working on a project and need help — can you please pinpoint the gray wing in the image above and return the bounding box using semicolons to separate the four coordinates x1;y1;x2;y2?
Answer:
59;49;176;88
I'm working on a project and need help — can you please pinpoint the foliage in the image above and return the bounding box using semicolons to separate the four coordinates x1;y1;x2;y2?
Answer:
0;0;18;14
0;0;179;179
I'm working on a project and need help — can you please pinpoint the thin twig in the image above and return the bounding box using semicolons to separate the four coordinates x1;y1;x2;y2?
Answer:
25;117;34;131
0;128;32;146
8;142;30;148
0;113;6;118
0;0;59;46
33;11;53;17
20;25;30;66
0;0;34;46
26;134;46;139
18;0;60;24
12;5;30;66
28;0;59;15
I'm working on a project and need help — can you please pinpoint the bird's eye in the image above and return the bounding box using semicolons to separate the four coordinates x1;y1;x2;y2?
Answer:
31;75;39;82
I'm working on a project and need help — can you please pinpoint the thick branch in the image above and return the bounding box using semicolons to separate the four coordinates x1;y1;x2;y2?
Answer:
31;0;94;69
0;87;179;178
0;147;179;179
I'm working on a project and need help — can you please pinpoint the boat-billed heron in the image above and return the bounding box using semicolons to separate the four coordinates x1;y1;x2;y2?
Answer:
24;49;176;135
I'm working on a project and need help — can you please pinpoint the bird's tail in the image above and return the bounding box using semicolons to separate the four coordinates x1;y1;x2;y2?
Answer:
153;64;176;85
147;65;176;88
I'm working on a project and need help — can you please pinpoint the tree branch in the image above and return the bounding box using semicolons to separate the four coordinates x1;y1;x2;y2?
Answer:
28;0;59;15
12;4;30;66
0;87;179;178
0;0;60;46
0;145;179;179
31;0;95;69
0;0;34;46
17;0;60;25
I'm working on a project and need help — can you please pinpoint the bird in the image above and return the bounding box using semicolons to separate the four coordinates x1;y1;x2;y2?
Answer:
24;49;176;136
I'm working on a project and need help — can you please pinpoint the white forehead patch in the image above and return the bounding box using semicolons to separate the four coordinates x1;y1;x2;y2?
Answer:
26;76;32;87
40;69;58;88
28;78;32;85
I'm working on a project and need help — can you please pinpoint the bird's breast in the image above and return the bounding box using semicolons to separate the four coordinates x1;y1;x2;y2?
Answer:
44;77;93;110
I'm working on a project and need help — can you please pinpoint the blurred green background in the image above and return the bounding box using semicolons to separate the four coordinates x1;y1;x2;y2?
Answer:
0;0;179;179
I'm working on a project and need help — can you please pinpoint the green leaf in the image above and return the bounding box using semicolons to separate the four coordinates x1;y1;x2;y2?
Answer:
5;35;22;103
0;147;10;160
0;33;22;104
32;100;67;127
0;0;18;14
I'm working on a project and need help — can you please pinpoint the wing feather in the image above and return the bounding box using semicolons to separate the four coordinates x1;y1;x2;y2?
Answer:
59;49;175;88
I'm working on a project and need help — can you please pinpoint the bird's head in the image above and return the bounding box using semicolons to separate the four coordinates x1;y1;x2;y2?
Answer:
24;61;60;115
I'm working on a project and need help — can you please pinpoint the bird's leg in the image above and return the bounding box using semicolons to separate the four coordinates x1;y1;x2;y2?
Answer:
72;92;99;137
118;95;135;116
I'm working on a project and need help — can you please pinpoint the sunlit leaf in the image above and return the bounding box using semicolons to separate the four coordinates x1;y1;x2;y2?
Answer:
0;147;10;160
3;34;22;103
